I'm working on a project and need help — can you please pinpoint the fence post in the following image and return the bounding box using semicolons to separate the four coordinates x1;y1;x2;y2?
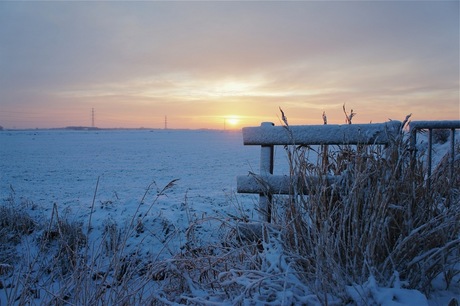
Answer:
451;128;455;182
260;122;274;222
427;129;432;190
410;127;417;173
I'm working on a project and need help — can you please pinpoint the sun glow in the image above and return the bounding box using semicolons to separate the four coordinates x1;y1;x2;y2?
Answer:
226;117;239;125
222;115;241;130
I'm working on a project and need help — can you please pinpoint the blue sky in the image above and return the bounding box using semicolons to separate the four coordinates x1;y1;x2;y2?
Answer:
0;1;458;129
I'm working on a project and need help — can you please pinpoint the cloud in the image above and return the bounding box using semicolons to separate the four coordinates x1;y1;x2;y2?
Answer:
0;1;458;128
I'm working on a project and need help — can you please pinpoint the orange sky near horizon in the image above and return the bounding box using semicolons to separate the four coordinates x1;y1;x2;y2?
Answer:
0;1;458;130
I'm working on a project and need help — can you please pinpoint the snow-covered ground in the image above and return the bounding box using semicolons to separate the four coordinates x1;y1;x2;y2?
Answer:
0;129;276;259
0;129;458;305
1;129;260;212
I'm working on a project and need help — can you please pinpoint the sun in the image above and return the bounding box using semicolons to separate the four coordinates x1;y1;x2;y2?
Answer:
223;116;241;130
226;117;240;126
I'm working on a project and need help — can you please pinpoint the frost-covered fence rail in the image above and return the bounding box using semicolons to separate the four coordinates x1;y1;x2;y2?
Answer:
409;120;460;189
237;121;402;222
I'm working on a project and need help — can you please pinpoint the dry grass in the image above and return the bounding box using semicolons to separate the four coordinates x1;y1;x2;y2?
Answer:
0;180;183;305
0;196;36;264
276;114;460;302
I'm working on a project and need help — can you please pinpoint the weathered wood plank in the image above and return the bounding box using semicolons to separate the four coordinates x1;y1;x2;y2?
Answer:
237;174;336;195
242;121;401;146
409;120;460;130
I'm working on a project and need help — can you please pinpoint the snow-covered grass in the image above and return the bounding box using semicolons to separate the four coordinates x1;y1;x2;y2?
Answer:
275;115;460;304
0;122;459;305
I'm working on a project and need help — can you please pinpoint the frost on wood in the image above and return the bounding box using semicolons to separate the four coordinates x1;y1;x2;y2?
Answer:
237;174;336;195
409;120;460;131
237;174;291;194
242;121;402;145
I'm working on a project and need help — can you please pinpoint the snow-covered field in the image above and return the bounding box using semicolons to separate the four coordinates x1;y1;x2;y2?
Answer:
0;129;458;305
1;129;261;213
0;129;282;258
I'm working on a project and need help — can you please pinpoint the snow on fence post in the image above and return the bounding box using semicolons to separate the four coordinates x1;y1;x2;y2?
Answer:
259;122;274;223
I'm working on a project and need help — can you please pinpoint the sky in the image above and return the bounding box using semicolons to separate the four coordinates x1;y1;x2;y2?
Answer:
0;1;459;129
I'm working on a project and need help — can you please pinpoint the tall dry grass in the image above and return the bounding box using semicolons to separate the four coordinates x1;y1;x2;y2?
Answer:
0;180;184;305
277;114;460;302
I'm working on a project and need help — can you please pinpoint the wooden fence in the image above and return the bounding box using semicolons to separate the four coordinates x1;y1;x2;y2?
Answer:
237;121;402;222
